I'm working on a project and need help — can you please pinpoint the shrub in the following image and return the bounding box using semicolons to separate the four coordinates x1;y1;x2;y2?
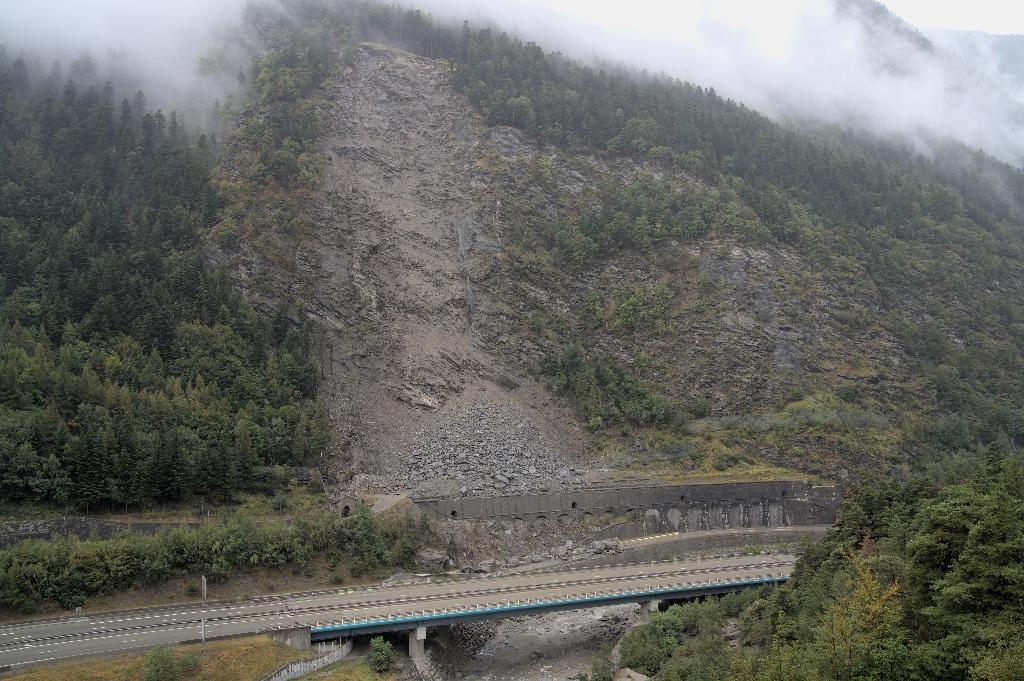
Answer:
589;646;615;681
542;346;676;429
143;648;180;681
178;651;200;676
0;507;430;613
619;603;725;676
690;397;712;419
367;636;395;672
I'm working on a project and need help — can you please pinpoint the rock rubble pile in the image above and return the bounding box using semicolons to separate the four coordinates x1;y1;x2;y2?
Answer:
398;402;587;497
457;539;624;572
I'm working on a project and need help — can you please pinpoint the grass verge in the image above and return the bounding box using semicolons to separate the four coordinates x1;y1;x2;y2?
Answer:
6;635;308;681
296;658;396;681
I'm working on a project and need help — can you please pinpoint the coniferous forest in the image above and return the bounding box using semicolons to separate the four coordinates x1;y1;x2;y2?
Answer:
0;53;328;510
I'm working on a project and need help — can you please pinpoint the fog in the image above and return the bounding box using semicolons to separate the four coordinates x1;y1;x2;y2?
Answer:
1;0;1023;167
0;0;253;119
411;0;1024;168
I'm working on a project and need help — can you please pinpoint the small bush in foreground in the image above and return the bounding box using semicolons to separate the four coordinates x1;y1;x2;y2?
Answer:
367;636;395;673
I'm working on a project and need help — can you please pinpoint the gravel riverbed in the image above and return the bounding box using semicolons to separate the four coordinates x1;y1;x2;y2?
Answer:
430;605;639;681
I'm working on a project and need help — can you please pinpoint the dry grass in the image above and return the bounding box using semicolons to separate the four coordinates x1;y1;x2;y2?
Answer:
650;463;816;485
7;635;309;681
609;457;824;486
298;659;396;681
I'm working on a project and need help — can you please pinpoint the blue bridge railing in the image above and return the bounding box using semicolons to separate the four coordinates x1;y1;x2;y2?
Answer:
310;573;787;637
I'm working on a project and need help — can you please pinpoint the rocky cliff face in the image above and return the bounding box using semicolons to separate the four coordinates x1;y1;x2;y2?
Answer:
231;45;592;502
227;43;928;499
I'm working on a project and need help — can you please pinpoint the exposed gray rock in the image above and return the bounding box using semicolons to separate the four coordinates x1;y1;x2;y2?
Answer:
416;549;451;571
398;401;588;497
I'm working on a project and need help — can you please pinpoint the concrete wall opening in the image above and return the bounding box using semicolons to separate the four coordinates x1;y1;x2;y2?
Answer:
571;501;578;509
341;505;351;517
450;510;458;518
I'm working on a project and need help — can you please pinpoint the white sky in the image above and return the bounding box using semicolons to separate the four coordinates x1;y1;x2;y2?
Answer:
883;0;1024;35
529;1;1024;38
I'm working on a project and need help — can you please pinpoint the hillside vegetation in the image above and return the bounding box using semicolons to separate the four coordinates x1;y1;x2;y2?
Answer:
0;24;328;510
326;0;1024;479
0;504;425;612
578;452;1024;681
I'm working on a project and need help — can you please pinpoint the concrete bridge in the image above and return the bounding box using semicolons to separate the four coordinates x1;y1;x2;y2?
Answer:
304;553;793;660
0;554;793;671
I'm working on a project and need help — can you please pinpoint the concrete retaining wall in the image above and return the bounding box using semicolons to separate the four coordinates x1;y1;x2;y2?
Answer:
269;625;312;651
414;481;839;532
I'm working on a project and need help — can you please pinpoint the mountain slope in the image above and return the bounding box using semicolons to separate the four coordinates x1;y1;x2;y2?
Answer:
219;0;1024;496
214;43;1007;499
930;28;1024;89
2;1;1023;675
0;55;327;509
225;42;591;501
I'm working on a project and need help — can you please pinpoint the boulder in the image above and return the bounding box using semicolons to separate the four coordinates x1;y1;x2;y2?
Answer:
415;549;449;571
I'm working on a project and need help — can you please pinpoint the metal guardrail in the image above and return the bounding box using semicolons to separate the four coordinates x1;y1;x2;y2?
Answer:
247;552;791;618
0;551;782;640
311;550;785;595
309;572;789;635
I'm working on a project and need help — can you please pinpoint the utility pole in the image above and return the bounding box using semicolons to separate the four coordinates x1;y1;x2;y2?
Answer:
201;574;207;603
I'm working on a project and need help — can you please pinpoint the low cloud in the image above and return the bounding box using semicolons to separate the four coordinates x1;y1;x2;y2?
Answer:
413;0;1024;167
0;0;252;118
2;0;1022;167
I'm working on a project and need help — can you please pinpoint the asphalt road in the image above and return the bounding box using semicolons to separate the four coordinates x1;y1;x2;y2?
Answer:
0;553;794;671
620;524;832;547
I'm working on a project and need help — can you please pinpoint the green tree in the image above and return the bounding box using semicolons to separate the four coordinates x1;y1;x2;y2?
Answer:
367;636;395;673
970;638;1024;681
813;552;915;680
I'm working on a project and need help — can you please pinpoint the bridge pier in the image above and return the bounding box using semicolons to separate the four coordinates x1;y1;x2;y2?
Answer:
640;599;662;620
408;625;427;661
